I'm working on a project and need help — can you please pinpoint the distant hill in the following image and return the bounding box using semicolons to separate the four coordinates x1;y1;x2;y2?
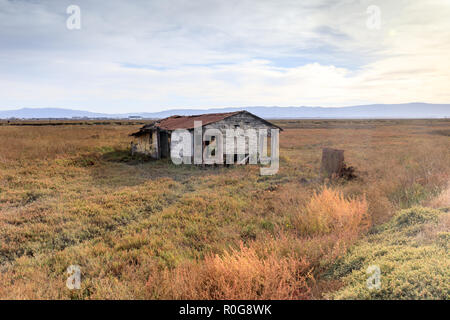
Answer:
0;108;109;119
0;103;449;119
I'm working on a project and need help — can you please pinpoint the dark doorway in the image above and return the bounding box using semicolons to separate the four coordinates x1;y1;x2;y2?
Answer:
160;131;170;158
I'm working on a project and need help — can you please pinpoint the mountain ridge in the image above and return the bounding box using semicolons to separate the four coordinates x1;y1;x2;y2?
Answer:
0;103;449;119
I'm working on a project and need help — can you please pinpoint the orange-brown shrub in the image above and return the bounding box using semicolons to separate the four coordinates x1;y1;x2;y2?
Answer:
428;184;450;209
293;187;370;238
146;243;312;300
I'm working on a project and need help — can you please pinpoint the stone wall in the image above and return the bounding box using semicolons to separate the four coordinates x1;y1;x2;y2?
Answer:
132;131;159;158
169;112;278;163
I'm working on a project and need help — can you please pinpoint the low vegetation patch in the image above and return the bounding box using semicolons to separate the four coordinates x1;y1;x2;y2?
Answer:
326;207;449;299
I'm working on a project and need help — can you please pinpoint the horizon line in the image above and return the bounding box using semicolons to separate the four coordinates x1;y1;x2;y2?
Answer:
1;102;449;115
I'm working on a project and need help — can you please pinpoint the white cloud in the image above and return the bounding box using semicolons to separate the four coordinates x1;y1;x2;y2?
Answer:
0;0;449;112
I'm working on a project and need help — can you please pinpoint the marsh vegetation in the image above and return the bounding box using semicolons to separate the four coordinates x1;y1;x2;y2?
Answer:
0;119;448;299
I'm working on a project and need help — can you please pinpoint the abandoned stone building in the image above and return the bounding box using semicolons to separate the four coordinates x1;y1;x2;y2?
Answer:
130;110;282;163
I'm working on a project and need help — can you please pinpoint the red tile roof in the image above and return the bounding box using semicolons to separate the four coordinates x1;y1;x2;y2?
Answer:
155;111;242;130
131;110;282;136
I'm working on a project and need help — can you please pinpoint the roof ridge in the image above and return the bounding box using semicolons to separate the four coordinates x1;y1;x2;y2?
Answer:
172;110;242;118
131;110;282;135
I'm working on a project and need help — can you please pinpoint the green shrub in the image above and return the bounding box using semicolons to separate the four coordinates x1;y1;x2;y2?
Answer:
391;206;440;228
326;207;449;300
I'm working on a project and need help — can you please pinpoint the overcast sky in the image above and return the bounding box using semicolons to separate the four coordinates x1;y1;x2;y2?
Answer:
1;0;449;113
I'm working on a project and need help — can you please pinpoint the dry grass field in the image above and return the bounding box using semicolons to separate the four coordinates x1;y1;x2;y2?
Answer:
0;119;448;299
